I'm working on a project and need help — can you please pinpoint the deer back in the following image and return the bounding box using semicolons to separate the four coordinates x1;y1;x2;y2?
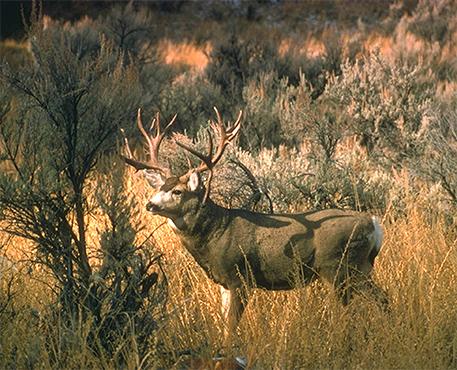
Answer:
169;201;377;291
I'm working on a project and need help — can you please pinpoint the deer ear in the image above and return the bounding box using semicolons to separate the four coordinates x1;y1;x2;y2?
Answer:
187;172;201;192
143;170;165;189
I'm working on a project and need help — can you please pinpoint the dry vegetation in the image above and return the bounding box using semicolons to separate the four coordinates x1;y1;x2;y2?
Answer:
2;186;457;369
1;1;457;369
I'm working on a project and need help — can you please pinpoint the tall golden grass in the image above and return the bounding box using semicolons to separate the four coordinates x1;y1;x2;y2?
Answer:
2;172;456;369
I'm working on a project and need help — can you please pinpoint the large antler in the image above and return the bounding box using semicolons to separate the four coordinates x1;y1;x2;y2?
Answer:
175;107;242;203
122;108;177;177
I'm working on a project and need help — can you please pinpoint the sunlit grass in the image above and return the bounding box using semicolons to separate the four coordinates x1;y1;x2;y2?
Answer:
1;171;457;369
157;39;210;72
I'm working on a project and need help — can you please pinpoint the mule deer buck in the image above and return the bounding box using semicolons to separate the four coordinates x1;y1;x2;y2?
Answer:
122;108;388;349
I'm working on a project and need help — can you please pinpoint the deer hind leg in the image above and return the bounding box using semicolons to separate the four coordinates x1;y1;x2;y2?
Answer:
319;253;388;309
352;274;389;310
217;286;249;369
350;244;389;310
219;286;240;338
327;236;388;309
329;265;355;306
228;288;247;342
328;265;389;310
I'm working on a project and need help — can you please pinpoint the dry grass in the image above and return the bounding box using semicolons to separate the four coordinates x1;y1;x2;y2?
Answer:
0;39;32;68
157;39;210;72
1;173;457;369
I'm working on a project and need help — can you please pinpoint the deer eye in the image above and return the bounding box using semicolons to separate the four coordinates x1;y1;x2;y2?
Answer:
172;189;182;196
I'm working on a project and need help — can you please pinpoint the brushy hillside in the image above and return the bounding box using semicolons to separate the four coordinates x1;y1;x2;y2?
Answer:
1;1;457;369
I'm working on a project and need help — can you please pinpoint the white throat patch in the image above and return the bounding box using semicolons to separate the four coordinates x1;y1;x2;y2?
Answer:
168;218;185;231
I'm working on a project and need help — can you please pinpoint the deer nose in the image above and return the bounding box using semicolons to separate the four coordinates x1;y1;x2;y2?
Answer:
146;201;163;214
146;201;156;212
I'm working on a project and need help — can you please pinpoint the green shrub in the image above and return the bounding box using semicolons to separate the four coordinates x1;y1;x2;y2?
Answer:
418;107;457;209
205;33;309;103
208;143;391;215
407;0;457;45
324;53;436;166
241;71;282;149
158;73;226;135
0;12;166;367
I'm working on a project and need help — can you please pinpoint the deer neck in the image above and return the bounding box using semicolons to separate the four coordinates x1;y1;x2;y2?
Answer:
167;198;227;253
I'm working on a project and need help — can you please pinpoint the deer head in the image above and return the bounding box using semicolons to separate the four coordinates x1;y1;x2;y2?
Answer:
122;108;242;220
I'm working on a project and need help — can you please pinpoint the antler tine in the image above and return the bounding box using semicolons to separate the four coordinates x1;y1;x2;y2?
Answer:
207;108;243;167
212;106;226;136
149;112;176;139
122;108;176;176
151;112;160;133
137;108;155;163
199;128;214;170
120;128;133;158
149;112;177;166
229;110;243;140
220;109;242;141
175;108;243;204
176;108;243;173
121;125;155;171
164;113;178;133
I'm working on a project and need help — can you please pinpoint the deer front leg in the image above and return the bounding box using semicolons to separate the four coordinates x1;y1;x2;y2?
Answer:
220;286;247;349
216;287;249;369
220;286;232;323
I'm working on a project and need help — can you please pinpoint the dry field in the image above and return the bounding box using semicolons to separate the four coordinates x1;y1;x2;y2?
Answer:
1;174;457;369
1;1;457;369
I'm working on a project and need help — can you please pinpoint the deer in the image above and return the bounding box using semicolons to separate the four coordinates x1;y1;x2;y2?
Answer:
122;107;388;359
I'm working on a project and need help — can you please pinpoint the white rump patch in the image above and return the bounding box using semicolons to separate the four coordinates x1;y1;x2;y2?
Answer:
370;216;384;253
